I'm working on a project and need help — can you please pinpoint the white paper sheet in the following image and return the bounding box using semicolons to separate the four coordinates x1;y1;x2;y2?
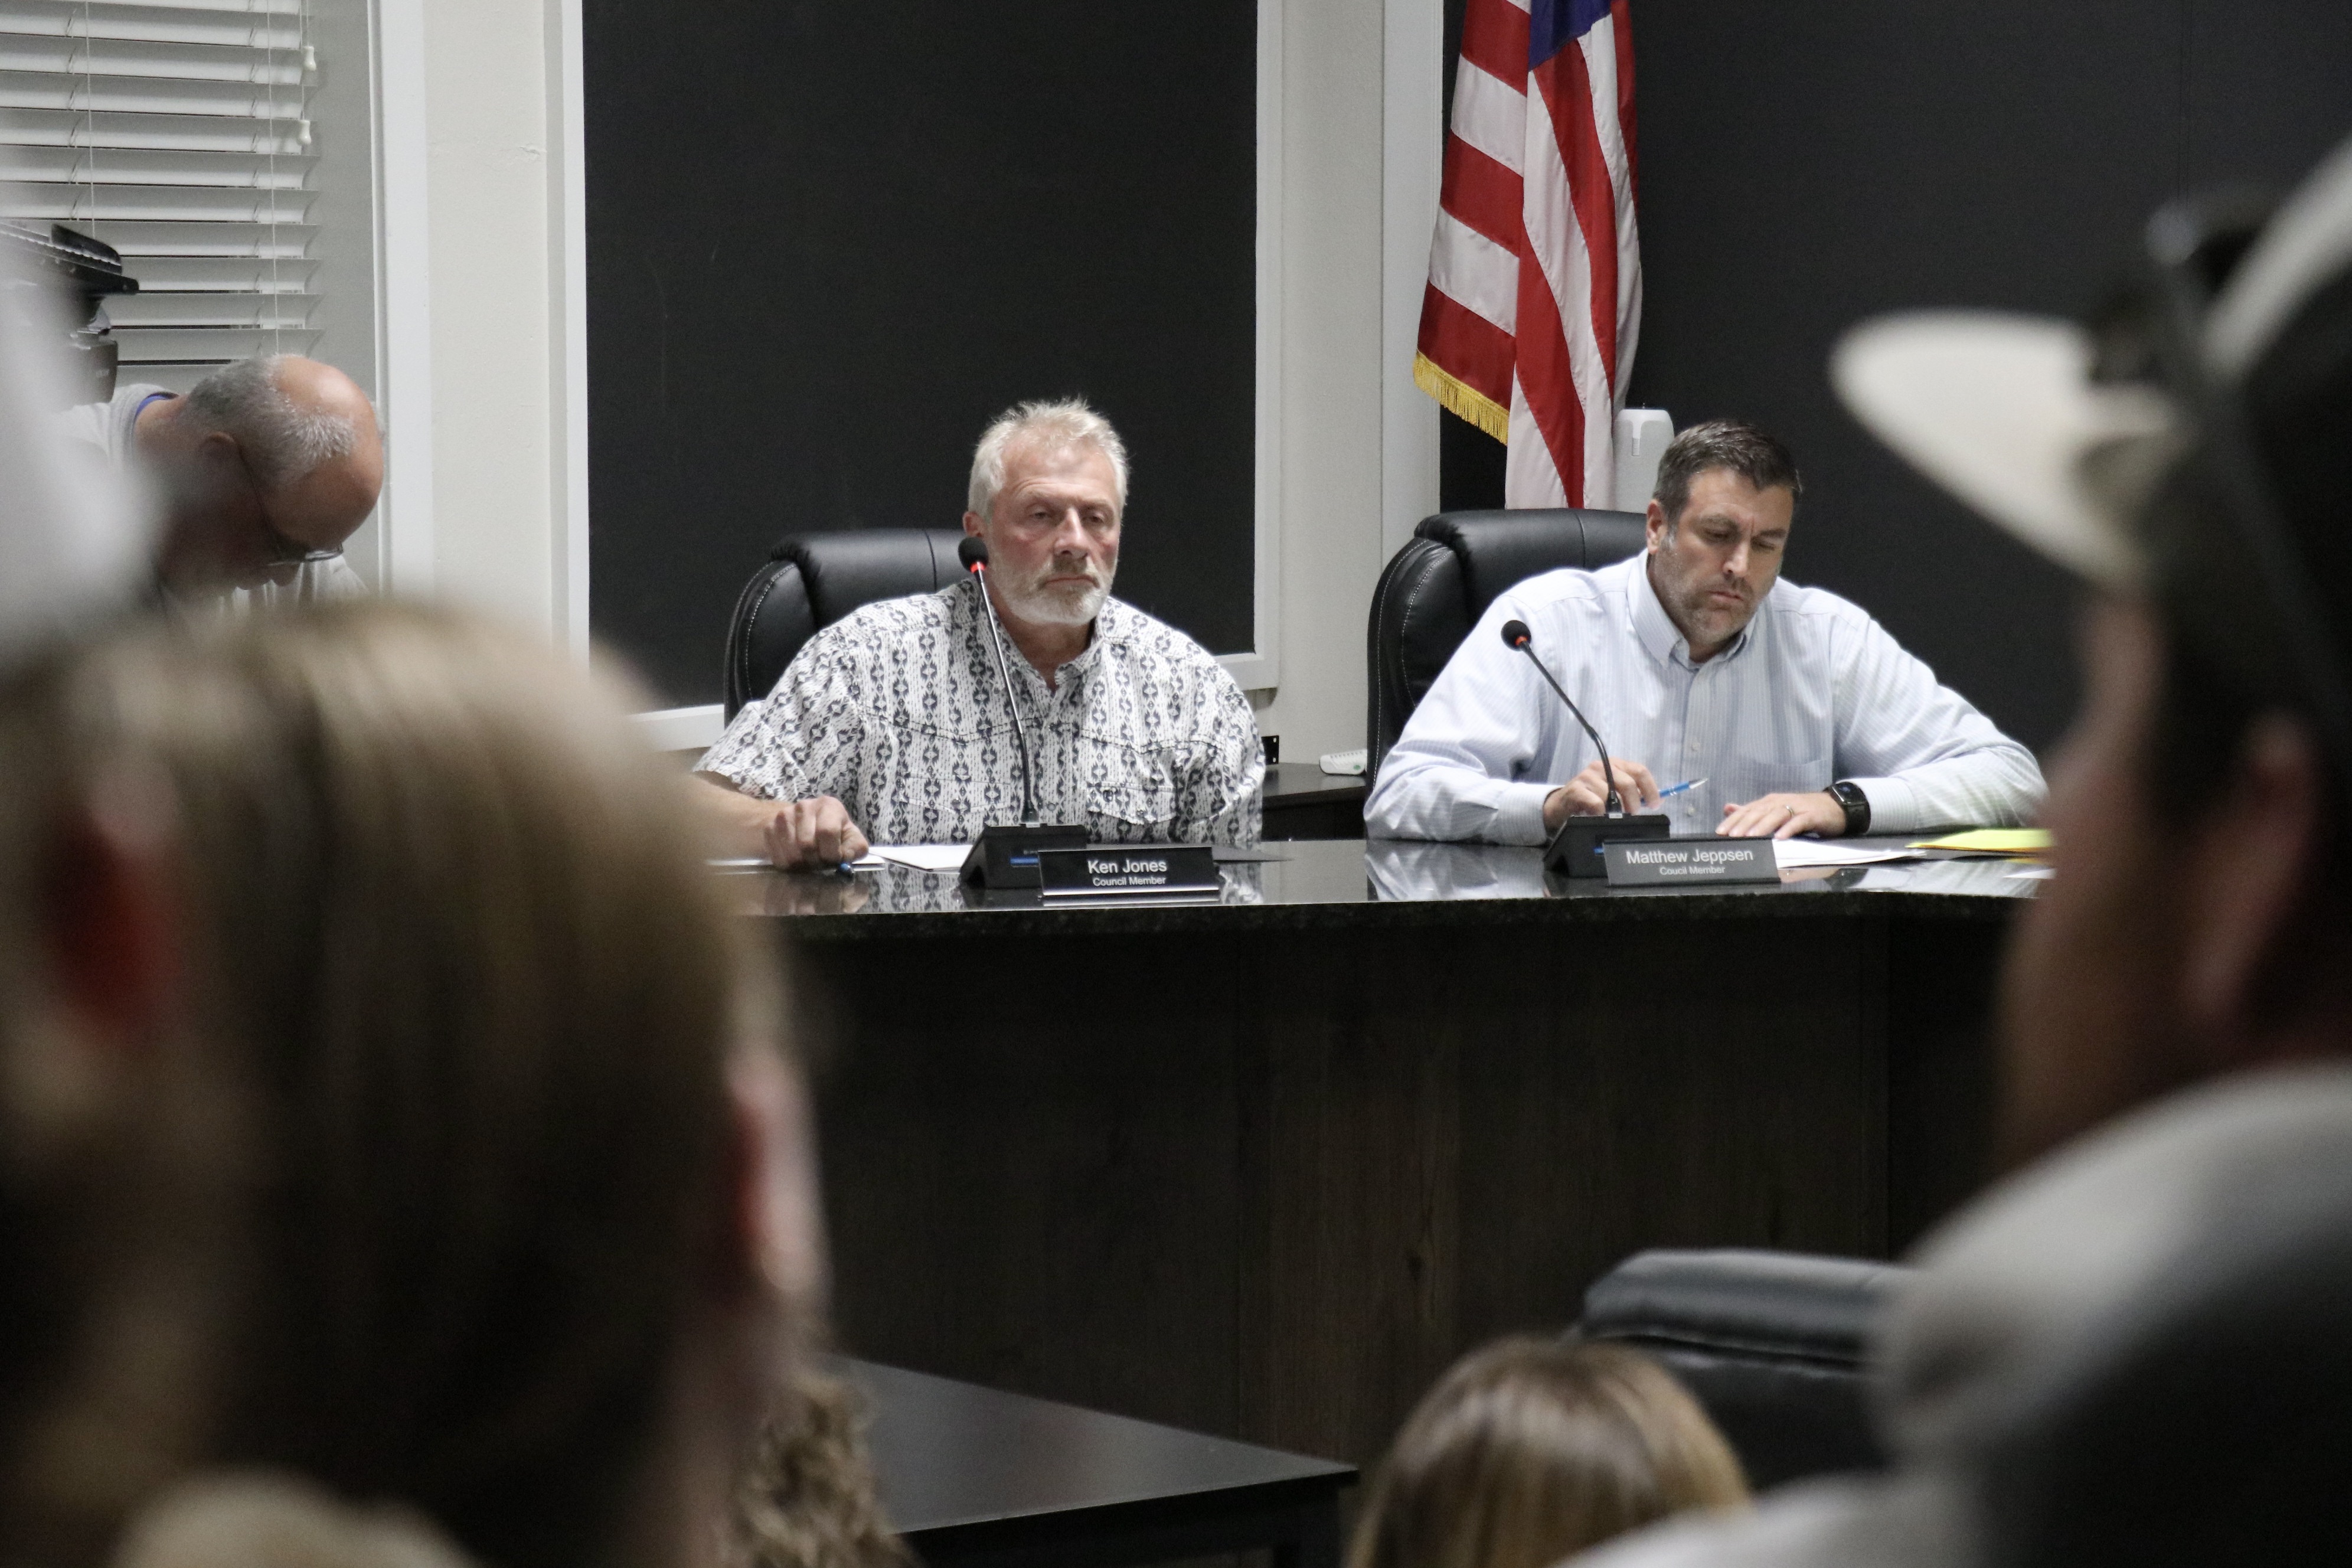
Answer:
2005;865;2056;881
871;844;975;874
1772;839;1918;870
707;847;961;873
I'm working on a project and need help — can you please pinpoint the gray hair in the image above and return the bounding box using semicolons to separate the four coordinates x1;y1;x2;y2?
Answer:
1653;419;1804;523
182;355;361;493
966;398;1130;518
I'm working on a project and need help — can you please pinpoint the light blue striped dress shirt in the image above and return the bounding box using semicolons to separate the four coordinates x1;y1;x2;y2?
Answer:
1364;553;2044;843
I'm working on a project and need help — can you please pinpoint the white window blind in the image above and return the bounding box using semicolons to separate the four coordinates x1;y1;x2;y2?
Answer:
0;0;321;394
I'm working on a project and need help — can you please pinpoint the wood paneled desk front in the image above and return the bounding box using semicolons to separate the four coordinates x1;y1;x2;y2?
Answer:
740;840;2024;1471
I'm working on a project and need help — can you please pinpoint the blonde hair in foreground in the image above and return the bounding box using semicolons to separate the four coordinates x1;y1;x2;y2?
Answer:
56;601;770;1568
1347;1338;1749;1568
735;1364;910;1568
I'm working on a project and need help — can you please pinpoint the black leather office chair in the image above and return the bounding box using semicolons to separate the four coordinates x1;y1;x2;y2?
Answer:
1581;1247;1910;1491
723;529;971;721
1364;508;1647;788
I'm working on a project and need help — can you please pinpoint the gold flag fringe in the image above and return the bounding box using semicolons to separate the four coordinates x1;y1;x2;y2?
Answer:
1413;352;1510;444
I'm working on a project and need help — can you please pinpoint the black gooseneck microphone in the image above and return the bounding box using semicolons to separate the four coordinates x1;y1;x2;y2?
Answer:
1500;617;1671;877
955;536;1086;891
959;534;1041;827
1500;618;1626;815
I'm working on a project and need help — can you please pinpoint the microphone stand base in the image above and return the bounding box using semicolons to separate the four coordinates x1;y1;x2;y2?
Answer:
961;823;1089;890
1543;813;1672;879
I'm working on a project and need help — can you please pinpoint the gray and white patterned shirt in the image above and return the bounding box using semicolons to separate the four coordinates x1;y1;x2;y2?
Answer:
700;578;1265;847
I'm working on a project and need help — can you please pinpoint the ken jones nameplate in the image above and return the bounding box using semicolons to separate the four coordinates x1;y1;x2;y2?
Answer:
1602;838;1779;887
1037;844;1221;898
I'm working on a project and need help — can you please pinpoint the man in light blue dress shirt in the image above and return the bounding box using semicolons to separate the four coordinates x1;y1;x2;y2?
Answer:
1365;420;2044;844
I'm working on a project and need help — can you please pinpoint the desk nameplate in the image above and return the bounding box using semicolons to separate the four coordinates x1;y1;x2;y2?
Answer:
1603;837;1779;886
1038;845;1220;899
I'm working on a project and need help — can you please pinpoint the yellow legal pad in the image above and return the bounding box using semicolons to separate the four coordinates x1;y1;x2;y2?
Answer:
1907;828;2054;855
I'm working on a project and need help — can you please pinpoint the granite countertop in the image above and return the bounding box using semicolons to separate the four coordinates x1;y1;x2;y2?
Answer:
727;837;2035;940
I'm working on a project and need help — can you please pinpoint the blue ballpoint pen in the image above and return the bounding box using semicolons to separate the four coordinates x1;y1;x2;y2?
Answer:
1657;778;1707;800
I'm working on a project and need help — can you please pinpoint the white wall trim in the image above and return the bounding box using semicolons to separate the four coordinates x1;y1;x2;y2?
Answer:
1381;0;1442;563
546;0;591;656
1230;0;1285;694
634;702;726;753
375;0;433;594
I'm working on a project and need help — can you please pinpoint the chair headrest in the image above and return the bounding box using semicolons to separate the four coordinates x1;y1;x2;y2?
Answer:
772;529;969;628
1415;508;1648;618
1583;1248;1912;1367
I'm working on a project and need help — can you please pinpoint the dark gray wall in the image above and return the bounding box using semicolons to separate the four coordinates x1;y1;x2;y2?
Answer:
584;4;1259;707
1441;1;2352;752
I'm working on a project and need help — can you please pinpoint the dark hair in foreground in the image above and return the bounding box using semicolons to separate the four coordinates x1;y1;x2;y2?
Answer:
2125;408;2349;890
1652;420;1804;522
2096;194;2352;886
54;603;770;1568
1347;1337;1747;1568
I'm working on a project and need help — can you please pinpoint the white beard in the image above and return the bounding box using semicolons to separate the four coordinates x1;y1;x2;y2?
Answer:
997;566;1112;627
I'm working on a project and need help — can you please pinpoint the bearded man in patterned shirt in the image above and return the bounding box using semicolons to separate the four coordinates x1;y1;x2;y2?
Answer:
695;399;1265;869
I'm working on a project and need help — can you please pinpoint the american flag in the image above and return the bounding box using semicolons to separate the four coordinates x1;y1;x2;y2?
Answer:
1415;0;1640;509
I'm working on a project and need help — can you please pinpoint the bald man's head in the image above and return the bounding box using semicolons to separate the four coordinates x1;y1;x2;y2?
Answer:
251;357;383;549
141;355;383;594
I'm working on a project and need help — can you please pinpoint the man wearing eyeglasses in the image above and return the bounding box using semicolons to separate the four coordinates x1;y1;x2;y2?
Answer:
62;354;383;608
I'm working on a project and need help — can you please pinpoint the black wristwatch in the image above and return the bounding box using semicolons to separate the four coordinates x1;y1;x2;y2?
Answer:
1827;779;1871;838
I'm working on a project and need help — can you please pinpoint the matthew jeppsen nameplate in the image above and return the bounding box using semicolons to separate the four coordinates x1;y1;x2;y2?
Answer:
1037;844;1221;899
1602;837;1780;887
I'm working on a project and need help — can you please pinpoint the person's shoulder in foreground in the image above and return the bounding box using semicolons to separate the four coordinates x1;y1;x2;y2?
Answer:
1571;1065;2352;1568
